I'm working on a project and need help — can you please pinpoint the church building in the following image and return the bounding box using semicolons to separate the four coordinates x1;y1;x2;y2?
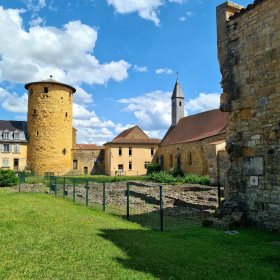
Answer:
156;80;228;177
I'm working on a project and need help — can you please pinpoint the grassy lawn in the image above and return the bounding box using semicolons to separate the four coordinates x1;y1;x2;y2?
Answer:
0;190;280;279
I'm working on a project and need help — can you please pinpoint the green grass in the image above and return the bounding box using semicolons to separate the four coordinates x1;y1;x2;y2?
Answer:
0;192;280;279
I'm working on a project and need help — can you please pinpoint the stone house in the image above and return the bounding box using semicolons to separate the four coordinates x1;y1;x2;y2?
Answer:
156;80;229;177
71;144;105;175
0;121;28;172
216;0;280;231
104;126;161;176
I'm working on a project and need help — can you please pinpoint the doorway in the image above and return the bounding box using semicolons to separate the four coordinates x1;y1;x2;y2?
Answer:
118;164;123;174
84;166;88;175
14;159;19;172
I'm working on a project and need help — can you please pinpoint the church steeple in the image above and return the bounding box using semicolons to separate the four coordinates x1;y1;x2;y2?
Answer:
171;80;185;126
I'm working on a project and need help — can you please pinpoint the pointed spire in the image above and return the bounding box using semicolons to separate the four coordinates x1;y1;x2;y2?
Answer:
171;80;184;99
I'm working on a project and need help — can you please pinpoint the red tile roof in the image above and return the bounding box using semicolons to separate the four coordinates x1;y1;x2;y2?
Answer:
160;109;228;146
105;138;161;145
73;144;105;150
113;125;149;140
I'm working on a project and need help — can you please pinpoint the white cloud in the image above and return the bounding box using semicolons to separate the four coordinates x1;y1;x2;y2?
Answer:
186;12;193;16
117;90;172;130
73;86;93;104
133;65;148;72
185;93;220;112
0;88;28;113
73;116;115;128
23;0;46;12
107;0;184;26
29;16;44;26
49;0;58;11
179;16;186;21
155;68;173;75
76;127;114;146
115;123;134;134
0;7;131;86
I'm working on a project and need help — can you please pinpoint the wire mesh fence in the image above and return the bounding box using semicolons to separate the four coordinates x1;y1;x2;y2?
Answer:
16;175;219;230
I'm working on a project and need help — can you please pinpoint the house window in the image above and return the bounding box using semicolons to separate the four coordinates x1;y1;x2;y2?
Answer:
4;144;9;152
119;147;122;156
44;87;48;93
129;147;132;156
188;151;192;165
170;154;173;166
4;131;9;139
3;158;9;167
151;147;154;156
129;162;132;170
14;145;20;153
144;161;150;169
73;160;77;169
100;150;104;159
14;132;19;139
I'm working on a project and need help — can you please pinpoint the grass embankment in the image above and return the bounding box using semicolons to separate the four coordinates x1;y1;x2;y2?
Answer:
0;190;280;279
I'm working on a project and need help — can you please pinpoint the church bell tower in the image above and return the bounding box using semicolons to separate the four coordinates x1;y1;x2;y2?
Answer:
171;80;185;126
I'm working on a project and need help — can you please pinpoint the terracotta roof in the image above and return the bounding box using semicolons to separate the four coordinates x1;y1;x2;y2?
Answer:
228;0;267;21
0;120;26;131
113;125;149;140
72;127;78;131
171;80;184;99
24;77;76;93
105;138;161;145
160;109;228;146
73;144;105;150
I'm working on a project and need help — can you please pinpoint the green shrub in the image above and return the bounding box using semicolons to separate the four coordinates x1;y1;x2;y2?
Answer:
0;169;18;187
147;172;176;184
170;168;183;177
146;164;161;175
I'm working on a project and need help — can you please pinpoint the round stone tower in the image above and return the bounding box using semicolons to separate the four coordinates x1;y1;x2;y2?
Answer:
24;77;76;176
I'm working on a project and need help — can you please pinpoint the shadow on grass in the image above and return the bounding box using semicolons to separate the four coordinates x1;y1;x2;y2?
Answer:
98;226;280;280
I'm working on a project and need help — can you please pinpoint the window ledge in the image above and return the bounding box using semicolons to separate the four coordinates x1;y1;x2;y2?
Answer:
2;152;11;153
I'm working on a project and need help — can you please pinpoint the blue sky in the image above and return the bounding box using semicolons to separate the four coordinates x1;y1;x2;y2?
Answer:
0;0;252;145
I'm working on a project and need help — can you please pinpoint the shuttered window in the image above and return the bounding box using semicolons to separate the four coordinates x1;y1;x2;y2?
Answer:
14;145;20;153
3;159;9;167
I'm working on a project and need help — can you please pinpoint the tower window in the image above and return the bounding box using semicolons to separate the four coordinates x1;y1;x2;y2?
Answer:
34;109;36;114
65;112;68;117
179;101;182;106
44;87;48;93
173;102;175;107
36;131;39;136
62;148;67;155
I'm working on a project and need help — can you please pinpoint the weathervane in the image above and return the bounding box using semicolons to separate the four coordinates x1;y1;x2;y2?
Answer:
50;75;52;78
176;71;179;80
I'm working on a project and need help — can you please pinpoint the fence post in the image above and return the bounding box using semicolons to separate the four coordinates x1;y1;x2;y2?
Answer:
63;177;66;198
73;178;76;202
218;183;221;207
37;173;38;180
160;185;163;232
55;177;57;196
127;182;130;221
86;178;89;206
50;176;52;194
19;175;21;193
103;180;106;212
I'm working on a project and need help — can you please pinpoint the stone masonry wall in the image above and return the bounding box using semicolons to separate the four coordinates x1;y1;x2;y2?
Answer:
27;83;73;176
71;149;105;175
217;0;280;231
125;127;149;139
157;133;225;176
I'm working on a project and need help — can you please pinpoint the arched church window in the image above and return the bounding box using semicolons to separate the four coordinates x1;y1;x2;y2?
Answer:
188;151;192;165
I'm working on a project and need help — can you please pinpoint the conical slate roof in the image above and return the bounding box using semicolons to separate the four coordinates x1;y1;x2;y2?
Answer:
171;80;184;99
24;77;76;93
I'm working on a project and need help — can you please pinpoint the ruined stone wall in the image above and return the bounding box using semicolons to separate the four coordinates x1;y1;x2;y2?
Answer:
157;133;225;176
217;0;280;231
71;149;105;175
208;141;230;187
27;83;73;176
